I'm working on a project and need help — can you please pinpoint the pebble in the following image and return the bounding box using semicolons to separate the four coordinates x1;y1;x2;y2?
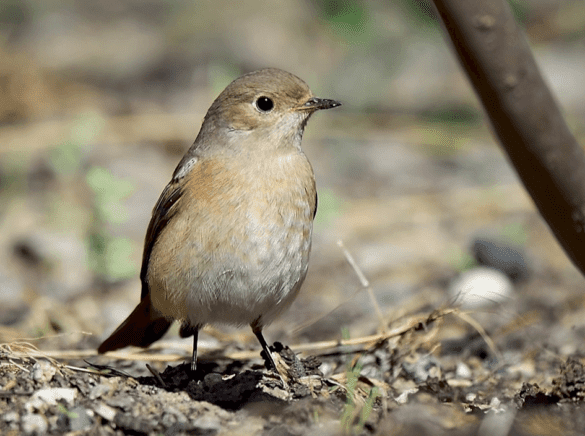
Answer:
203;373;223;386
192;416;222;433
89;382;113;400
21;413;48;435
472;238;529;282
25;388;77;412
93;403;117;422
455;362;472;379
31;361;57;384
3;411;19;423
402;355;442;383
395;388;419;405
449;267;514;310
69;406;93;432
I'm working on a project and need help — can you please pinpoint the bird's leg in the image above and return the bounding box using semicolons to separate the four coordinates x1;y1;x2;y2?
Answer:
190;328;199;372
180;323;199;373
251;322;276;371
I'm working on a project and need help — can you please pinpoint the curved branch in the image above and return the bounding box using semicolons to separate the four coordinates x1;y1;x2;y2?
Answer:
432;0;585;275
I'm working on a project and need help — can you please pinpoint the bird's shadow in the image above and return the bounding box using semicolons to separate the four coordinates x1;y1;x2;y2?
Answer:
137;363;271;410
136;343;323;411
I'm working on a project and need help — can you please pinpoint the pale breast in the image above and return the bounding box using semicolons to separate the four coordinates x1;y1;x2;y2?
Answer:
147;151;316;327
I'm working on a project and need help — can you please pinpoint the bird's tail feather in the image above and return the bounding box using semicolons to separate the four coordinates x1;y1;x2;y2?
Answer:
97;294;172;353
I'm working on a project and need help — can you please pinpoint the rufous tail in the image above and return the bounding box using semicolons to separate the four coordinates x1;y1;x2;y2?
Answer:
97;294;172;353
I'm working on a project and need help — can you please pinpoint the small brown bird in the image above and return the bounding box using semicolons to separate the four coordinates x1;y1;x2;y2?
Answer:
98;68;340;371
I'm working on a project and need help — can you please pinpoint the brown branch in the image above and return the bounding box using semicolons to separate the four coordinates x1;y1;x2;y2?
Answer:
432;0;585;276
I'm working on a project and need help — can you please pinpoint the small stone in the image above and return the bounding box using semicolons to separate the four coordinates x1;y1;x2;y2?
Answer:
161;412;177;428
21;413;48;435
32;360;57;384
395;388;418;404
25;388;77;412
3;411;19;422
203;373;223;386
472;238;529;282
449;267;513;310
93;403;117;422
192;416;222;434
402;355;442;383
478;407;516;434
106;395;135;411
455;362;472;379
89;382;112;400
69;406;93;432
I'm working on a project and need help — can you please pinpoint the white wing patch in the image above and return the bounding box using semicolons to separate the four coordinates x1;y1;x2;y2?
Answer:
173;156;198;181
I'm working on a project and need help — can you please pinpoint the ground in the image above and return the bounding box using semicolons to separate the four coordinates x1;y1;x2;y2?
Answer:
2;1;585;434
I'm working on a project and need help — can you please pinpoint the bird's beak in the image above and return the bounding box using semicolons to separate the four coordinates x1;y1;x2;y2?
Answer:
301;97;342;111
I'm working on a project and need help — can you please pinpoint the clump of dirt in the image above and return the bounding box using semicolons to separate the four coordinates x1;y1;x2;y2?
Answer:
552;356;585;401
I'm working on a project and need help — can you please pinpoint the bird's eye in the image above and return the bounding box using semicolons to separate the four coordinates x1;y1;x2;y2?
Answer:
255;96;274;112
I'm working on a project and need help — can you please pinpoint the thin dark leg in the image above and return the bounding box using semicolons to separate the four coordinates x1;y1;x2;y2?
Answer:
252;327;276;371
190;327;199;372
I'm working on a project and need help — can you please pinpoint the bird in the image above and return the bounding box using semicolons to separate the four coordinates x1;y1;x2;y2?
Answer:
97;68;341;372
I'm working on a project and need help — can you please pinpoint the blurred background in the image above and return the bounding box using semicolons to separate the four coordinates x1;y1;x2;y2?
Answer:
1;0;585;356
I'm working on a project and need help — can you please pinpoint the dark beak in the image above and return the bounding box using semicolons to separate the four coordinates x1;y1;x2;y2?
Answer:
302;97;342;111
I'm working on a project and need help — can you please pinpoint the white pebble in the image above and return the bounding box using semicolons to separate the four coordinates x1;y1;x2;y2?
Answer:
449;267;513;310
31;361;57;384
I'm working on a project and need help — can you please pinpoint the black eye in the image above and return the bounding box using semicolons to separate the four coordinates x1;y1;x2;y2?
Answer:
255;96;274;112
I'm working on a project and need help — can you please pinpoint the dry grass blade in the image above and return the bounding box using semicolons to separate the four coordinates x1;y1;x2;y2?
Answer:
455;311;502;362
4;308;455;364
337;239;387;333
146;364;167;387
0;342;59;366
291;239;388;337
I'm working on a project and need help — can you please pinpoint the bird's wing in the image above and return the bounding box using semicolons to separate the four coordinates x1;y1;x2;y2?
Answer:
140;181;183;300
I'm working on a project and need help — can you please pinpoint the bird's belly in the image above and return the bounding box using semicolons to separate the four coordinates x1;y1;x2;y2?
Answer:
186;222;311;326
150;202;313;327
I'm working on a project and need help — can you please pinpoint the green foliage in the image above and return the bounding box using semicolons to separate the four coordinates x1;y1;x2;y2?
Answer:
341;326;351;341
421;104;482;127
501;222;527;246
340;359;363;433
86;167;135;224
448;246;477;272
50;141;83;176
315;188;343;227
339;327;380;434
339;358;380;435
399;0;439;28
507;0;529;25
32;321;52;338
88;233;136;282
319;0;367;28
0;151;29;197
208;62;241;97
86;167;136;281
357;386;380;431
50;112;105;177
57;404;78;419
317;0;372;45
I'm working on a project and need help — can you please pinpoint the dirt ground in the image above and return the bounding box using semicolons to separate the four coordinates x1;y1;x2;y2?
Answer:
3;1;585;435
3;291;585;436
